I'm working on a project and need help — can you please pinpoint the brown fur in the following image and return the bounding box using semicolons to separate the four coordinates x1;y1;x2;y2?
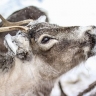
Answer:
0;21;96;95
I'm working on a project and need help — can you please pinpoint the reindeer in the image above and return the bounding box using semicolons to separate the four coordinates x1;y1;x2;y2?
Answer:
0;14;96;96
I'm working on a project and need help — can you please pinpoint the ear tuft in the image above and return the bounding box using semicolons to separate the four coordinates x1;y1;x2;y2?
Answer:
37;15;46;23
27;15;46;27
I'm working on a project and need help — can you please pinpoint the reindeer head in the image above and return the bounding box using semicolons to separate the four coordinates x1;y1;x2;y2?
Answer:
3;16;96;81
27;23;96;79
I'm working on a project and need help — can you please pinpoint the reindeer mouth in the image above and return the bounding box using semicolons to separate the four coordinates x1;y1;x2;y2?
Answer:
4;32;32;60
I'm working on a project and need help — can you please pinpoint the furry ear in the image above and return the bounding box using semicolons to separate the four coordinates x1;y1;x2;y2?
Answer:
27;15;46;26
37;15;46;22
4;34;18;55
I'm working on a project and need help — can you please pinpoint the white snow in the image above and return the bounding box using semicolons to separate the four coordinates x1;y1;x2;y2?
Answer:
1;0;96;26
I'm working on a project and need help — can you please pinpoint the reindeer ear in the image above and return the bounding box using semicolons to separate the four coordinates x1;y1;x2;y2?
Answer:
37;15;46;22
27;15;46;27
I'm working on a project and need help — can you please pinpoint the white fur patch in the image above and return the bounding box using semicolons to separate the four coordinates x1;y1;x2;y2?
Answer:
27;15;46;27
4;34;18;55
37;15;46;22
78;26;92;38
50;80;61;96
5;32;31;56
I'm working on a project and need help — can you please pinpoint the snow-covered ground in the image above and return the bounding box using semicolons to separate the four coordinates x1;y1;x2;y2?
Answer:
0;0;96;96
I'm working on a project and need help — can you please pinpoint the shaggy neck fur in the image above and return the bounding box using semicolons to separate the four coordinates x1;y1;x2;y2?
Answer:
0;56;56;96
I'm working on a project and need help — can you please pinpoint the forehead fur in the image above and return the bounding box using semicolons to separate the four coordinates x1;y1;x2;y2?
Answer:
29;22;94;42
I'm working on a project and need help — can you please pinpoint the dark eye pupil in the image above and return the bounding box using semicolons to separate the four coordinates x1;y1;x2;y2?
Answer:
41;36;51;44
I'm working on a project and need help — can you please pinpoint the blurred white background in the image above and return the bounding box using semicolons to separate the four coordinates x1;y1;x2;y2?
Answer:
1;0;96;26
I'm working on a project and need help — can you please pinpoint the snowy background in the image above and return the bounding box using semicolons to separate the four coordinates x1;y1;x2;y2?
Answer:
1;0;96;26
0;0;96;96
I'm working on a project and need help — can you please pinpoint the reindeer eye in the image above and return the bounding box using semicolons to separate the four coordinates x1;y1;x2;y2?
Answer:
41;36;51;44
